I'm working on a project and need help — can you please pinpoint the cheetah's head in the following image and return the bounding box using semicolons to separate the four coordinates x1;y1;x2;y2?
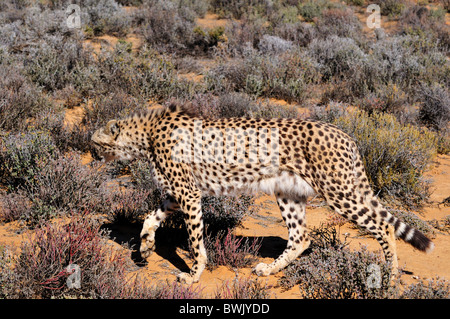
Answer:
91;120;135;162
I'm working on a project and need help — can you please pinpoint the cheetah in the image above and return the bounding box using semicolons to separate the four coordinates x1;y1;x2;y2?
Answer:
91;104;434;284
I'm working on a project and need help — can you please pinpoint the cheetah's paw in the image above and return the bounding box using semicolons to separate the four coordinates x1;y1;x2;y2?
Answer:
140;235;156;259
177;272;195;285
253;263;272;276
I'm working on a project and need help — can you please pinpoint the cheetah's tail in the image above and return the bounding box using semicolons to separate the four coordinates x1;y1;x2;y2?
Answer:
351;144;434;254
371;199;434;253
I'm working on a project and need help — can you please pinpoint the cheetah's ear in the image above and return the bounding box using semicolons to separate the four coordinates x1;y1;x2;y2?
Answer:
105;120;120;139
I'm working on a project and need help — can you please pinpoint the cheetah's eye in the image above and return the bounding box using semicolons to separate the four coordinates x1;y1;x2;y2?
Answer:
105;120;120;139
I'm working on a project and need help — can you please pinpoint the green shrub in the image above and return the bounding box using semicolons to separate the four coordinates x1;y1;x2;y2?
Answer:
311;105;437;208
368;35;449;91
298;1;323;22
436;133;450;155
84;0;132;37
418;83;450;133
133;0;199;53
0;245;18;298
215;276;273;299
316;8;363;41
11;216;132;298
206;48;319;103
374;0;406;17
0;63;55;131
307;36;366;82
280;226;395;299
0;131;58;189
221;17;269;57
1;152;107;226
345;0;365;5
401;277;450;299
205;229;261;270
281;245;394;298
25;36;97;95
210;0;271;19
104;189;152;224
82;90;146;141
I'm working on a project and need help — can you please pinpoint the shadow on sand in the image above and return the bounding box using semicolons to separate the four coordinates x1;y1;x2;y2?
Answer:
102;222;288;274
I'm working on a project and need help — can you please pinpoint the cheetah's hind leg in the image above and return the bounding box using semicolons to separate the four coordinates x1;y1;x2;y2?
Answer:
254;195;310;276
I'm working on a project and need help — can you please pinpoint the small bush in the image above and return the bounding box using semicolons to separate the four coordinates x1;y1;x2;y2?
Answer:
33;108;90;153
307;35;366;82
311;105;437;208
133;0;198;53
207;49;319;103
258;34;293;54
12;215;131;298
0;63;55;131
374;0;406;17
280;226;395;299
0;130;58;189
158;194;256;263
216;93;259;118
205;229;261;270
308;224;349;251
182;92;300;120
272;20;316;48
215;276;273;299
53;85;82;109
401;277;449;299
163;194;256;232
357;82;408;117
105;189;151;224
298;1;324;22
83;91;145;133
418;83;450;133
219;17;268;57
202;195;256;234
149;280;204;299
308;32;449;103
0;245;18;298
28;153;105;214
368;35;448;91
24;36;96;95
315;8;363;41
133;48;201;101
82;0;131;37
210;0;270;19
0;191;31;223
183;93;222;119
0;132;107;225
281;245;394;298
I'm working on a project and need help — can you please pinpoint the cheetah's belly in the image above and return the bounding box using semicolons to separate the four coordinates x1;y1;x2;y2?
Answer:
195;169;316;199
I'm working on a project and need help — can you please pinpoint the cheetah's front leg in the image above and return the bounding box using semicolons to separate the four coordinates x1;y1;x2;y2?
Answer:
140;196;179;258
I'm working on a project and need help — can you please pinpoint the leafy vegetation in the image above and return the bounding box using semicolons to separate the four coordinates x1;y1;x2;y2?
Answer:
311;105;437;208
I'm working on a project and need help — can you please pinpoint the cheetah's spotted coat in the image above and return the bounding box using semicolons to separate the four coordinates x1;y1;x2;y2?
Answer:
92;104;434;284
